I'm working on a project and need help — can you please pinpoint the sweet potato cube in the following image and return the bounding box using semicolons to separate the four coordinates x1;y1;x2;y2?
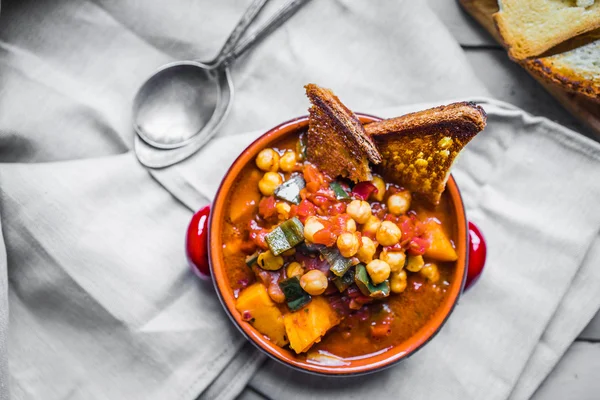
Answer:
283;296;341;354
229;170;262;223
424;219;458;262
236;283;288;347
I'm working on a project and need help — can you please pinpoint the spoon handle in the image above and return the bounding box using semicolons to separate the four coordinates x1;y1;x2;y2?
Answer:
212;0;269;66
222;0;312;66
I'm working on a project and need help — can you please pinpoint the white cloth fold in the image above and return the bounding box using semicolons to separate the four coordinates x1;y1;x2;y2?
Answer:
1;1;599;400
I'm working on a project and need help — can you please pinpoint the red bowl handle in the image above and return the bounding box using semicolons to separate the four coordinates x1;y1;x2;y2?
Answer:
186;205;211;279
465;221;486;290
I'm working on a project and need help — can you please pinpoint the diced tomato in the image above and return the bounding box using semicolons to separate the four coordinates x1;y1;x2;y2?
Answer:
399;215;416;243
248;220;269;250
258;196;277;219
383;243;404;252
312;228;337;247
384;213;400;223
288;204;298;218
311;195;330;208
249;229;269;250
296;199;317;221
306;181;320;193
303;164;324;186
407;236;431;256
352;181;378;201
315;187;337;200
329;201;346;216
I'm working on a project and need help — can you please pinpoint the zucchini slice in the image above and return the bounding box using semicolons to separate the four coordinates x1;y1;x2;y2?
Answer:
274;175;306;205
279;276;312;311
354;264;390;298
329;181;350;200
332;267;355;292
320;247;353;277
265;217;305;256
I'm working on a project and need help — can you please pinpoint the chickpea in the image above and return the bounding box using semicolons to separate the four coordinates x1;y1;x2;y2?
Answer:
387;191;411;215
366;259;391;285
279;150;298;172
255;148;280;172
380;250;406;272
300;270;328;295
303;216;325;243
406;255;425;272
376;221;402;246
286;261;304;278
390;270;408;293
361;215;382;237
371;176;386;202
345;217;357;233
258;172;283;196
357;236;377;264
268;283;285;303
257;250;284;271
420;263;440;282
346;200;372;224
276;202;291;220
337;232;360;258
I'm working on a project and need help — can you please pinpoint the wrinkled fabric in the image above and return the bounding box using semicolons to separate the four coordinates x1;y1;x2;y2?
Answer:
0;1;599;400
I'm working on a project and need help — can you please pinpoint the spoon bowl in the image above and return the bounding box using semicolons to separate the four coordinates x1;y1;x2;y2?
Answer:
133;0;312;167
134;61;222;149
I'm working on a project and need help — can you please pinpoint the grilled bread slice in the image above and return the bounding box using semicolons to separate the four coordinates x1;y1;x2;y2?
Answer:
305;84;382;182
460;0;600;101
493;0;600;60
523;34;600;101
365;102;487;205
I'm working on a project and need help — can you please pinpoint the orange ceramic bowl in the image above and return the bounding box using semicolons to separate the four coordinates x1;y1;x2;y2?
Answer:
208;114;469;375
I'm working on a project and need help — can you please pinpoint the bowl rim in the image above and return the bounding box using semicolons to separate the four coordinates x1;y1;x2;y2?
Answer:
208;114;468;376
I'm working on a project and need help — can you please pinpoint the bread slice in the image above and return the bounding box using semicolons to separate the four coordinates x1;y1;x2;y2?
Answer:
305;84;382;182
493;0;600;59
523;35;600;100
365;102;487;205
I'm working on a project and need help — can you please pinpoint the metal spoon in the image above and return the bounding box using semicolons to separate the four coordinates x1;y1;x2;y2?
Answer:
133;0;269;150
133;0;311;168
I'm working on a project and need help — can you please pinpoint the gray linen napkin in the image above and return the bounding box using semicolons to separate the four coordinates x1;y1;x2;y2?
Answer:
1;1;599;400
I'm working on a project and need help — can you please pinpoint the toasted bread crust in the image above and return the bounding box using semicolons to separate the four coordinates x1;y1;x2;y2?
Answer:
523;57;600;100
305;84;382;182
365;102;487;205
